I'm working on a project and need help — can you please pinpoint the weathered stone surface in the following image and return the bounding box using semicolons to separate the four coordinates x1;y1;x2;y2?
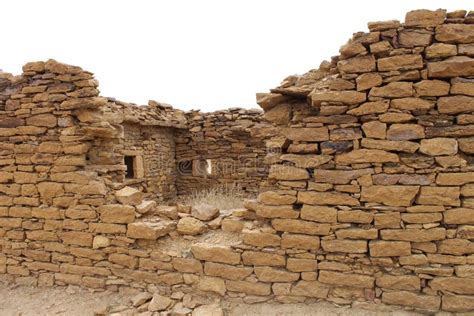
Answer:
338;210;374;224
387;124;425;141
378;55;423;71
263;103;291;125
321;239;367;253
416;186;460;206
254;267;299;282
300;205;337;222
280;154;332;168
361;185;419;206
242;251;285;267
382;291;440;311
452;78;474;96
256;93;288;111
438;96;474;114
356;73;382;91
98;204;135;224
405;9;446;27
437;172;474;185
361;138;419;153
242;231;281;247
346;101;388;116
281;233;320;250
196;276;226;295
399;29;432;48
402;212;442;224
376;274;420;290
428;57;474;78
338;55;376;73
425;43;457;59
310;90;367;106
362;121;386;139
335;149;399;164
204;262;253;281
443;208;474;224
335;228;378;240
284;127;329;142
127;221;174;240
192;304;224;316
420;138;458;156
391;98;435;111
430;277;474;295
298;191;359;206
369;241;411;257
258;191;296;205
272;219;331;235
269;165;309;180
256;204;299;219
318;270;374;288
380;228;446;242
226;280;271;296
177;217;206;235
148;293;173;312
442;295;474;312
191;203;219;221
414;80;450;96
290;280;329;298
115;186;143;206
436;24;474;44
313;168;373;185
191;243;240;265
438;239;474;255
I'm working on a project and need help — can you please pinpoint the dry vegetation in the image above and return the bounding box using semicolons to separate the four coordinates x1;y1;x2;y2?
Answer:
177;184;254;210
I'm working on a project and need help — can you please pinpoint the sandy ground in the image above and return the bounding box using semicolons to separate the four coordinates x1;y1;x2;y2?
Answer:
0;283;424;316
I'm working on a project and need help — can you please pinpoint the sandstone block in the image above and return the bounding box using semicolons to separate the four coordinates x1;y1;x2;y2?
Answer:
337;55;376;73
420;138;457;156
287;258;317;272
361;185;419;207
242;231;280;247
290;280;329;298
369;82;413;98
191;203;219;221
268;165;309;180
280;154;332;168
338;210;373;224
442;295;474;312
387;124;424;141
127;221;174;240
398;29;433;48
98;204;135;224
335;228;378;240
225;280;271;296
436;24;474;44
382;291;440;312
416;186;460;206
148;293;173;312
241;251;285;267
376;274;420;291
284;127;329;142
59;231;92;247
297;191;359;206
428;57;474;78
115;186;143;205
356;73;382;91
381;228;446;242
438;96;474;114
321;239;367;253
257;191;296;205
271;219;330;235
430;277;474;294
318;270;374;288
405;9;446;27
254;266;299;282
177;217;206;235
172;258;203;274
204;262;253;281
362;121;386;139
361;138;419;153
414;80;450;96
443;208;474;224
300;205;337;222
256;204;299;219
335;149;399;164
191;243;240;265
369;241;411;257
438;239;474;255
281;233;320;250
377;54;423;71
310;91;366;106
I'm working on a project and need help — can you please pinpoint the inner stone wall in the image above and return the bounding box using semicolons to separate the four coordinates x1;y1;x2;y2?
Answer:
175;109;270;196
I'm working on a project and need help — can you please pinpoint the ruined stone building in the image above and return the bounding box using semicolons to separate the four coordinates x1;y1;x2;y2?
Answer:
1;8;474;314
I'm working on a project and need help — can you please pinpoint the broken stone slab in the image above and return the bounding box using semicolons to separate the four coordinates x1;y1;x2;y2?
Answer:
191;203;219;221
177;217;206;235
115;186;143;206
126;221;175;240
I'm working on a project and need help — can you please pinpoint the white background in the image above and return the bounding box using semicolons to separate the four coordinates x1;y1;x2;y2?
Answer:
0;0;471;111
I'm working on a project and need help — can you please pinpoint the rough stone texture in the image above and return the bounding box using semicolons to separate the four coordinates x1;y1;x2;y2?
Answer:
2;9;474;314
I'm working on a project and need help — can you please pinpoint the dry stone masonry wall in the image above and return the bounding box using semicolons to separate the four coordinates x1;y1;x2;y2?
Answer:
252;8;474;312
1;8;474;314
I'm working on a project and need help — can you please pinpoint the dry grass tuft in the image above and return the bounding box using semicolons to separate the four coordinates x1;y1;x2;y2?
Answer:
179;184;254;210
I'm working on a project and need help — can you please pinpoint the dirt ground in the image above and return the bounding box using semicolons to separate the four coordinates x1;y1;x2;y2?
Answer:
0;282;424;316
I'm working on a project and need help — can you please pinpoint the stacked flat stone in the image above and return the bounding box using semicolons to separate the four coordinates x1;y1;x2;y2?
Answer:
252;9;474;312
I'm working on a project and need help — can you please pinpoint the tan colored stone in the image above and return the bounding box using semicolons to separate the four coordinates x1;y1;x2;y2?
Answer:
382;291;440;311
300;205;337;223
191;243;240;265
321;240;367;253
271;219;330;235
263;103;291;125
405;9;446;27
437;172;474;185
254;267;299;282
414;80;450;96
280;154;332;168
172;258;203;273
26;114;57;128
402;212;442;224
442;295;474;313
339;41;366;59
381;228;446;242
346;101;388;116
242;231;280;247
362;121;386;139
256;93;288;111
390;97;435;111
297;191;359;206
242;251;285;267
387;124;424;141
319;270;374;288
377;55;423;72
428;57;474;78
98;204;135;224
444;208;474;224
126;221;174;240
430;277;474;295
177;217;206;235
290;280;329;298
281;233;320;250
369;82;413;98
115;186;143;205
310;90;366;106
438;96;474;114
335;149;399;164
59;231;92;247
361;138;419;153
204;262;252;281
338;210;373;224
459;137;474;154
256;204;299;219
268;165;309;180
369;241;411;257
376;274;420;290
191;203;219;221
284;127;329;142
313;168;374;185
225;280;271;296
257;191;296;205
436;24;474;44
356;73;382;91
420;138;458;156
335;228;378;240
438;239;474;255
399;29;432;47
338;55;376;73
451;78;474;96
361;185;419;206
416;186;460;206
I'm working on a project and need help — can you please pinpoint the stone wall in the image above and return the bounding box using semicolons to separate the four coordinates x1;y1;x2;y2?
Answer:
251;8;474;312
175;109;270;196
1;8;474;314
